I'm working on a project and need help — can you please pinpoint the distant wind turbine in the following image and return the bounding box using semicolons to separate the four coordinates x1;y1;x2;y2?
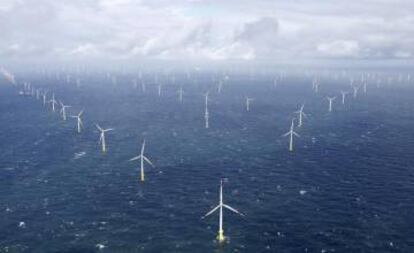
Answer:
245;97;254;112
42;91;48;106
49;94;58;112
294;104;307;127
202;179;244;243
340;91;349;105
129;140;154;182
157;84;162;97
70;110;84;133
178;86;184;103
59;101;71;120
352;85;359;98
204;92;209;129
327;96;336;112
96;124;113;153
283;119;299;152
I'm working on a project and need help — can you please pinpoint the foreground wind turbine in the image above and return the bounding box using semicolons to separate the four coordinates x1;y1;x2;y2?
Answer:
327;96;336;112
129;140;154;182
283;119;299;152
204;92;209;129
202;179;244;243
96;124;113;153
70;110;84;133
340;91;349;105
49;94;58;112
294;104;307;127
59;101;71;120
245;97;254;112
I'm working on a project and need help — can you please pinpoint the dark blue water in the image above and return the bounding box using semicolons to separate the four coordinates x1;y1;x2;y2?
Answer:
1;71;413;253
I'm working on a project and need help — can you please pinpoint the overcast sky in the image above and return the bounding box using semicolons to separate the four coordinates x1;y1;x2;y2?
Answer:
1;0;413;64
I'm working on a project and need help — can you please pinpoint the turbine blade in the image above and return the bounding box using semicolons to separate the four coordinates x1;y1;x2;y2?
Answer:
201;205;220;219
143;156;154;167
129;155;141;161
293;131;300;137
282;131;291;137
223;204;245;216
96;124;103;131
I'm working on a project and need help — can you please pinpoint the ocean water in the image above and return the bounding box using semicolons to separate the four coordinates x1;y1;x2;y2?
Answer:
0;72;413;253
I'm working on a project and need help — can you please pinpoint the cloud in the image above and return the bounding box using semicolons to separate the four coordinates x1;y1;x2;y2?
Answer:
0;0;413;63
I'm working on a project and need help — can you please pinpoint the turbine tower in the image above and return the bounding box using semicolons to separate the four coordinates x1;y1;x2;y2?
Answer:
59;101;71;120
245;97;254;112
340;91;349;105
96;124;113;153
352;85;359;98
157;84;162;97
129;140;154;182
202;179;244;243
204;92;209;129
294;104;307;127
327;96;336;112
49;94;58;112
178;86;184;103
70;110;84;133
42;91;48;106
283;119;300;152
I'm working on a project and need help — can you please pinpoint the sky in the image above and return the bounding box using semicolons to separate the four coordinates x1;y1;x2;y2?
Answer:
0;0;414;65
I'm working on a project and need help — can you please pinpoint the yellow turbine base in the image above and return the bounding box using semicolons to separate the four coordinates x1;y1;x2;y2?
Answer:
217;230;225;243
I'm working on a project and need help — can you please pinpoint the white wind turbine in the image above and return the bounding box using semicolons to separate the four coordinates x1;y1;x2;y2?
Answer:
49;94;58;112
96;124;114;153
283;119;300;152
204;92;209;129
245;97;254;112
178;86;184;103
340;91;349;105
352;85;359;98
217;81;223;94
42;91;48;106
59;101;71;120
294;104;307;127
157;83;162;97
70;110;84;133
327;96;336;112
202;179;244;243
312;78;320;93
129;140;154;182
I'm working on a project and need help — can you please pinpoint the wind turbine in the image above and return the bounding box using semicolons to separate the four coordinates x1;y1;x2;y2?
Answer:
70;110;84;133
178;86;184;103
217;81;223;94
202;179;244;243
312;78;320;93
157;83;162;97
204;92;209;129
96;124;113;153
49;94;58;112
245;97;254;112
59;101;71;120
129;140;154;182
327;96;336;112
283;119;299;152
352;85;359;98
340;91;349;105
294;104;307;127
42;91;48;106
